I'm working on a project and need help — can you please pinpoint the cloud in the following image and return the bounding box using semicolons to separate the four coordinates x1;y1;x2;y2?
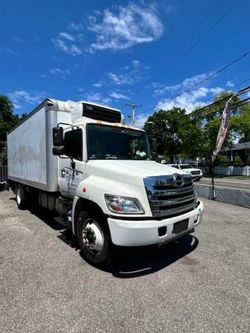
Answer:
0;47;16;55
48;67;71;79
226;80;234;88
40;67;71;79
110;91;129;100
82;92;111;105
92;82;104;88
11;35;23;43
156;86;224;112
52;27;84;56
132;60;140;68
108;72;134;85
131;84;224;128
52;3;165;55
87;3;164;51
58;32;75;41
68;23;84;31
153;73;214;96
134;113;150;128
107;60;149;87
8;90;46;110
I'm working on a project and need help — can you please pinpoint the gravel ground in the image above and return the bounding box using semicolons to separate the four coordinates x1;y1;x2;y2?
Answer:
0;191;249;333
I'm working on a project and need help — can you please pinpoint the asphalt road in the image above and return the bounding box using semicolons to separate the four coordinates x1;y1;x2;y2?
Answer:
199;177;250;190
0;191;249;333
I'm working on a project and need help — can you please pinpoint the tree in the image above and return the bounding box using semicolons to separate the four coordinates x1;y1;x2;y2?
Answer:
144;107;202;162
0;95;19;164
230;103;250;143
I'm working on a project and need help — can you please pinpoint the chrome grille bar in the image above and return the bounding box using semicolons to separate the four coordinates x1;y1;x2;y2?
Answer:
144;174;196;218
152;202;195;217
151;185;194;197
150;193;196;206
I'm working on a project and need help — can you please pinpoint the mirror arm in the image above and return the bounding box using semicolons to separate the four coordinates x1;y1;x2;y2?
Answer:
57;122;79;130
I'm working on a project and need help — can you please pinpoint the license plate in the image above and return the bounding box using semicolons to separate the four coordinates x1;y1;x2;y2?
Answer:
173;219;189;234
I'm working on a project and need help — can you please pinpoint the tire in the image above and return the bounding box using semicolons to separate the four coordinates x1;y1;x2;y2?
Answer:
76;211;111;266
16;185;26;210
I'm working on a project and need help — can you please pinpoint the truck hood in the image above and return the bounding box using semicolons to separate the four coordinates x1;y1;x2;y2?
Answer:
85;160;188;186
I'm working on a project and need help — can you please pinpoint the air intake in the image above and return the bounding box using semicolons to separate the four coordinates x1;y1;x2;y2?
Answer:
82;103;121;123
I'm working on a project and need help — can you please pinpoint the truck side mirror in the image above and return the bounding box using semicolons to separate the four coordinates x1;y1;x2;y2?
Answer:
53;127;64;147
52;146;64;156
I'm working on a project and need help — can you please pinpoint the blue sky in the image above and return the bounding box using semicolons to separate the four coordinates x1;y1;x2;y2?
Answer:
1;0;250;126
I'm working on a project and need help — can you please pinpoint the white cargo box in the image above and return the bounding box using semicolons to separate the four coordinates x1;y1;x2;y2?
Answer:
7;99;72;192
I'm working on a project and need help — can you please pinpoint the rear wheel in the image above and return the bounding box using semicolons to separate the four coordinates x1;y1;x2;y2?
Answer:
16;185;26;210
76;211;111;266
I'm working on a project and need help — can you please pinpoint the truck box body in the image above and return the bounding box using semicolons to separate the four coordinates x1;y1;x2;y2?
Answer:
7;99;71;192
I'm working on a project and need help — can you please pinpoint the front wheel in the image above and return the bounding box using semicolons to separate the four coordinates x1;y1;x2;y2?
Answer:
76;211;111;266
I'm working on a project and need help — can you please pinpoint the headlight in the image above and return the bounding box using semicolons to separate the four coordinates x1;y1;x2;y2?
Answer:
105;194;144;214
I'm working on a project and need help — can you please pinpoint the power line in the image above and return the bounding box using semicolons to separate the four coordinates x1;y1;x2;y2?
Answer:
169;0;239;68
151;0;237;83
140;1;249;112
142;51;250;115
162;0;226;70
186;85;250;116
143;94;250;129
195;15;250;63
171;52;250;99
179;0;226;45
193;97;250;120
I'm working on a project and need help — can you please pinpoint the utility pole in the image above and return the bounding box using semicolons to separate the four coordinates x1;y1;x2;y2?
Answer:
126;103;142;127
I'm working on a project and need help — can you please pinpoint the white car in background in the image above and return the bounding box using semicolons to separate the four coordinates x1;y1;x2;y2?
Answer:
170;164;203;181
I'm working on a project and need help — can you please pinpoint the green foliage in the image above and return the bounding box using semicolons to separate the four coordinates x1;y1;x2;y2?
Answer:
0;95;20;165
144;92;250;164
144;107;202;162
233;155;243;166
0;146;7;165
230;103;250;143
0;95;19;141
216;155;230;166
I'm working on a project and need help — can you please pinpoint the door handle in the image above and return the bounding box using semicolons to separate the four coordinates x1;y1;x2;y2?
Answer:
61;168;66;177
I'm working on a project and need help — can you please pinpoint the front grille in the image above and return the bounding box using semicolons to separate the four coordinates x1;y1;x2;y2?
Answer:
144;174;196;218
191;171;200;175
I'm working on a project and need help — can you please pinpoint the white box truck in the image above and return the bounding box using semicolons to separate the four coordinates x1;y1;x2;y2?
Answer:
7;99;204;266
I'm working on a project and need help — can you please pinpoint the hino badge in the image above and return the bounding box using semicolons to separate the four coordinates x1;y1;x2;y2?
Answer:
7;99;204;266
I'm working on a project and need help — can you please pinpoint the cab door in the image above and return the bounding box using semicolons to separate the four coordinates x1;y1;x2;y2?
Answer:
58;128;85;197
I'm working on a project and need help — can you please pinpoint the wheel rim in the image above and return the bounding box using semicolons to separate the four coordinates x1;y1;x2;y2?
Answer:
82;218;104;255
16;189;21;205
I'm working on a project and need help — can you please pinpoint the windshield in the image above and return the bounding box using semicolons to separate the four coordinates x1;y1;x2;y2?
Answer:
180;164;191;169
87;124;151;160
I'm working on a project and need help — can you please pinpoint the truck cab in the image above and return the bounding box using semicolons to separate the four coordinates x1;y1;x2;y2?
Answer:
52;102;204;266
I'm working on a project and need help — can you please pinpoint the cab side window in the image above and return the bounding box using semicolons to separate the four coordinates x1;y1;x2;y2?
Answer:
64;128;83;161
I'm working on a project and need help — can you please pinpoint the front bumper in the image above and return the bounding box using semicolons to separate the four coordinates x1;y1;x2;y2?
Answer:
107;200;204;246
192;175;202;181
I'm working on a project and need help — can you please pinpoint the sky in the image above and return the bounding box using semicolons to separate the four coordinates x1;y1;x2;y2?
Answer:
1;0;250;126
